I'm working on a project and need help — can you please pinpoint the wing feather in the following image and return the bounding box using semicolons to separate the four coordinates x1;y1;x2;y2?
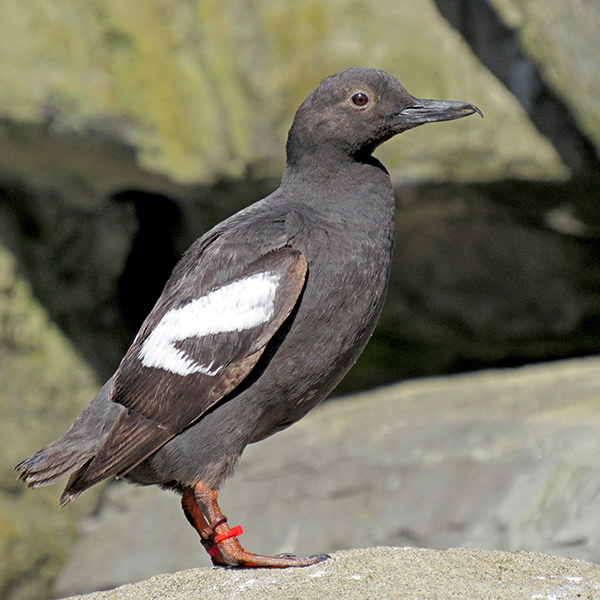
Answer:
62;248;307;500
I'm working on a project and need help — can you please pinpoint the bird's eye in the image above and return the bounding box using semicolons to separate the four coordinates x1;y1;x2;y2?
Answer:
351;92;370;108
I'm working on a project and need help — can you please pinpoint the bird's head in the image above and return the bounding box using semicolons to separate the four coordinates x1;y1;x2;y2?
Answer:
285;68;482;166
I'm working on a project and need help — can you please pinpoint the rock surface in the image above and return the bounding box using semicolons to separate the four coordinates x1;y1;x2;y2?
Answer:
434;0;600;174
54;357;600;597
491;0;600;159
62;547;600;600
357;183;600;388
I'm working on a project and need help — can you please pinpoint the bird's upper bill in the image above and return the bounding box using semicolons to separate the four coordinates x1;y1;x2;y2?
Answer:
399;98;483;126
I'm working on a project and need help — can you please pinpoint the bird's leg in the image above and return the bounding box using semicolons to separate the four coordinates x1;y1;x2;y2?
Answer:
181;489;228;566
191;481;330;568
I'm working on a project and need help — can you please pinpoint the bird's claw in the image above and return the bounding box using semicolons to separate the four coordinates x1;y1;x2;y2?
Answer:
309;554;331;562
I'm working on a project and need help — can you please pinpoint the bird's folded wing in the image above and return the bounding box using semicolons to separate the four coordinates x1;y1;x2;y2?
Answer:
63;248;307;497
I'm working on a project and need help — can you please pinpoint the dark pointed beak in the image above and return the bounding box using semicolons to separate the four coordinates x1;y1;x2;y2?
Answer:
400;98;483;125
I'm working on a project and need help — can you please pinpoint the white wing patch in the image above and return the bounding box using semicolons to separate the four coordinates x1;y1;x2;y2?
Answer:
139;272;281;376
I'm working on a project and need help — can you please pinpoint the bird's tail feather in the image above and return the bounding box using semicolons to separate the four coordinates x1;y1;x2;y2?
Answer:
15;438;95;490
15;377;121;504
59;409;173;506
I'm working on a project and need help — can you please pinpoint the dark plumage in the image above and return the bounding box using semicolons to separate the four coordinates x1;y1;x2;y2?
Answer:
16;68;481;568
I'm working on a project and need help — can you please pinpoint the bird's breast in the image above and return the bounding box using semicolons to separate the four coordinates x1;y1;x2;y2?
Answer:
246;218;394;441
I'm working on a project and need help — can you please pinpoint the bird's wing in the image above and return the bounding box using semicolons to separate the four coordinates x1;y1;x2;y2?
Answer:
62;247;307;501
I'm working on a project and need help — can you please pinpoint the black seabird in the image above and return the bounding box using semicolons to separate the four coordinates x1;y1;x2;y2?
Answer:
16;68;481;568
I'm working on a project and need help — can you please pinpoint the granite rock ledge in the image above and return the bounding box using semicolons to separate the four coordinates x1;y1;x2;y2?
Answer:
63;546;600;600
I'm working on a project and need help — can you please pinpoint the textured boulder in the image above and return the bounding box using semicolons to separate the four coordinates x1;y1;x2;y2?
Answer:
62;547;600;600
361;182;600;387
434;0;600;175
490;0;600;159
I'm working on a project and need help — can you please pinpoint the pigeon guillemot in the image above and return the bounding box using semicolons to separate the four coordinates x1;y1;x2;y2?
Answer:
16;68;481;568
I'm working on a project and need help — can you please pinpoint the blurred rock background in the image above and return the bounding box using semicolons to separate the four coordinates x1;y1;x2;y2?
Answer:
1;0;599;598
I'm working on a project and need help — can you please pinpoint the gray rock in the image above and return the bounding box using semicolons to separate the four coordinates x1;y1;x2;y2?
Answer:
490;0;600;167
433;0;600;175
55;357;600;597
62;547;600;600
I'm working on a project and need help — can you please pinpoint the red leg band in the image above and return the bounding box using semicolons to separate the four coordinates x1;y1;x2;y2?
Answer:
214;526;244;544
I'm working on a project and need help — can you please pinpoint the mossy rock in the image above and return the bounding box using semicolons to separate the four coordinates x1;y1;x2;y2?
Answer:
491;0;600;148
0;0;565;196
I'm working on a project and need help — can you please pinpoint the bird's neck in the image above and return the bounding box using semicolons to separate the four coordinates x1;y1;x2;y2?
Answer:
280;153;395;223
